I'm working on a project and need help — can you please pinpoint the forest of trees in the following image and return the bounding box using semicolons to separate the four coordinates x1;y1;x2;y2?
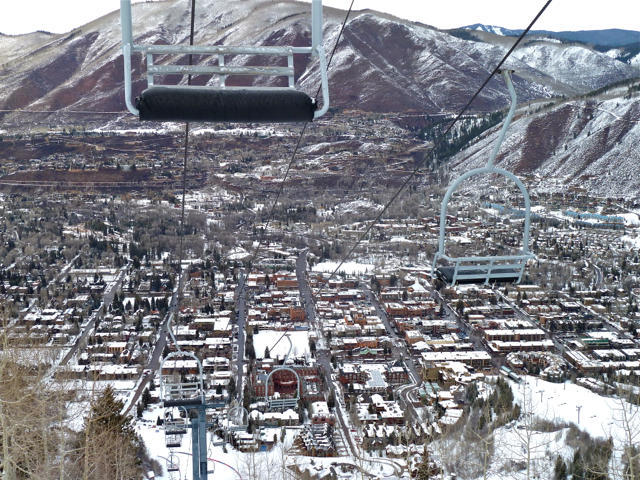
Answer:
0;329;156;480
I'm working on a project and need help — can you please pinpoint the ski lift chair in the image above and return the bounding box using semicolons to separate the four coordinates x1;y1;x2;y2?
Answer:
227;403;249;432
160;351;205;407
165;433;183;449
165;418;188;436
433;70;534;286
120;0;329;122
166;452;180;472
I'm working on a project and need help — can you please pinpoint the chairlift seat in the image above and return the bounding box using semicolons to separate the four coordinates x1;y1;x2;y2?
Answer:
164;397;203;408
167;453;180;472
165;434;182;448
120;0;329;122
436;266;522;285
136;86;316;123
165;420;188;435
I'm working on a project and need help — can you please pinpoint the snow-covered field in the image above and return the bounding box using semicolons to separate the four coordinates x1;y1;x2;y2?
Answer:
500;376;639;479
622;233;640;248
191;126;291;137
433;376;640;480
334;199;383;216
312;260;374;275
619;212;640;226
509;376;638;445
252;330;310;360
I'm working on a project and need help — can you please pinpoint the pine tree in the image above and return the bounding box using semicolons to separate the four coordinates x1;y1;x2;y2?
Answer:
141;388;152;409
554;455;568;480
416;446;439;479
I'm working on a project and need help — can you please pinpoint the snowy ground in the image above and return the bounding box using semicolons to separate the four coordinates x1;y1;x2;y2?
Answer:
334;199;383;216
432;376;640;480
620;212;640;226
622;232;640;248
509;376;637;443
500;376;639;479
312;260;375;275
252;330;310;360
137;404;302;480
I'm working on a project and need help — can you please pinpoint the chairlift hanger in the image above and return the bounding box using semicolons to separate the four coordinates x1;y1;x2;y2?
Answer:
433;70;535;286
120;0;329;123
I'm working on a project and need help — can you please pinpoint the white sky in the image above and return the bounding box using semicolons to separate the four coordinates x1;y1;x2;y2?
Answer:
0;0;638;36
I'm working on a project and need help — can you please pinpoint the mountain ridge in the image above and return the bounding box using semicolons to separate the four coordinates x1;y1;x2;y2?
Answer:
460;24;640;48
0;0;638;125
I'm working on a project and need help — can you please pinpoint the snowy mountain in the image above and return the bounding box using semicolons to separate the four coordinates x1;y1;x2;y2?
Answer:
460;23;522;37
460;24;640;48
447;80;640;197
0;0;638;122
601;42;640;66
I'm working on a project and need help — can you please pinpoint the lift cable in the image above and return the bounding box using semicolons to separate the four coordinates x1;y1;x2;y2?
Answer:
247;0;356;269
171;0;197;350
221;0;356;353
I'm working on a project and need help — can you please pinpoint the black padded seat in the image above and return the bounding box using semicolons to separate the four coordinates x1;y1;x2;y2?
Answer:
436;266;520;285
163;398;203;407
136;86;316;122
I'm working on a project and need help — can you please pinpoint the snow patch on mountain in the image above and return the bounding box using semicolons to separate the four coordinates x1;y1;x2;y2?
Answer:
449;92;640;196
510;43;640;92
335;199;383;215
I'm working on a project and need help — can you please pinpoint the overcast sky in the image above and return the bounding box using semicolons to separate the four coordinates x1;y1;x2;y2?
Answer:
1;0;639;36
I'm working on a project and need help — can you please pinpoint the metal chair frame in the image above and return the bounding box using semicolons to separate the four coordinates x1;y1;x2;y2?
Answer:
226;404;249;432
120;0;329;119
167;452;180;472
433;70;534;286
160;350;206;406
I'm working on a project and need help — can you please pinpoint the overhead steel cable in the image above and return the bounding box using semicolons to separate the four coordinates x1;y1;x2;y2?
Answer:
246;0;356;268
171;0;198;351
315;0;554;293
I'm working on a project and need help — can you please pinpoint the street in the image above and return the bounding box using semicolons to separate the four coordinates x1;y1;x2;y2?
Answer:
123;269;188;415
296;251;402;475
233;272;247;404
361;283;425;423
59;265;128;366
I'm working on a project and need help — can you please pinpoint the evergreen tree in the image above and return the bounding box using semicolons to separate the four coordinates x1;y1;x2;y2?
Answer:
416;446;439;479
554;455;568;480
141;388;152;409
75;385;143;479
